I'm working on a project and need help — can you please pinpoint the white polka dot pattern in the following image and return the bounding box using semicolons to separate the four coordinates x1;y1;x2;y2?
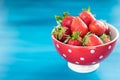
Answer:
55;44;109;65
90;49;95;54
108;45;112;49
99;55;103;59
68;49;72;53
75;61;79;64
56;44;59;48
62;54;66;58
80;57;85;61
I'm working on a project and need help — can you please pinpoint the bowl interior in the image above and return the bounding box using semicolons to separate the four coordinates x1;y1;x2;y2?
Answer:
109;24;119;41
52;24;119;48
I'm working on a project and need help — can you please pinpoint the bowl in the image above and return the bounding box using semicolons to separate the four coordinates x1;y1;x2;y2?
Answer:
52;24;119;73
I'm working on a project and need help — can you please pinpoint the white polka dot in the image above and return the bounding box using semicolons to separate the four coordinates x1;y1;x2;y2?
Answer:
99;55;103;59
56;44;59;48
92;62;96;64
62;54;66;58
68;49;72;53
90;49;95;54
108;45;112;50
80;57;85;61
75;61;79;64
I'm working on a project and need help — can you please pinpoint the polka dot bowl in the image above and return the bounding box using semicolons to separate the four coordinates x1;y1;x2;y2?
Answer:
52;24;119;73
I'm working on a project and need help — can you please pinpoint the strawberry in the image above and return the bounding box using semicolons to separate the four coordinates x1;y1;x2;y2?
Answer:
55;12;73;35
67;32;82;46
83;32;103;46
62;16;74;28
52;26;70;42
100;21;111;35
68;39;82;46
79;7;96;26
55;12;70;25
89;20;106;36
105;25;110;35
71;17;88;37
100;34;111;43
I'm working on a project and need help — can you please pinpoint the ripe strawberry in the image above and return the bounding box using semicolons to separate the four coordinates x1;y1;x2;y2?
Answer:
71;17;88;37
52;26;70;42
68;39;82;46
67;32;82;46
79;8;96;26
105;25;110;35
100;21;111;35
55;12;70;25
62;16;74;28
83;32;103;46
55;12;73;35
100;34;111;43
89;20;106;36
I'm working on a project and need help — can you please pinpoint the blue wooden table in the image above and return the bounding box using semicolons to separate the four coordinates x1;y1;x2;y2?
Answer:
0;0;120;80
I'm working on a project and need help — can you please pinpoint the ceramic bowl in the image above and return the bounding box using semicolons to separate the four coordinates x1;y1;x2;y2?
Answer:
52;24;119;73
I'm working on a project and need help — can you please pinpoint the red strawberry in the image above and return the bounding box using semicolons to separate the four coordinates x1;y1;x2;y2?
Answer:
101;21;111;35
100;34;111;43
89;20;106;36
68;39;82;46
62;16;74;28
80;8;96;26
52;26;70;42
83;32;103;46
67;32;82;46
71;17;88;37
105;25;110;35
55;12;70;25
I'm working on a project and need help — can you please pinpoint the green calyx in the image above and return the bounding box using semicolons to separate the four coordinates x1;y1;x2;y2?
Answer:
82;7;96;17
82;32;92;46
72;32;80;40
82;7;91;12
63;12;69;18
63;35;71;43
52;26;66;40
100;34;110;43
55;12;69;25
55;16;63;21
64;32;81;44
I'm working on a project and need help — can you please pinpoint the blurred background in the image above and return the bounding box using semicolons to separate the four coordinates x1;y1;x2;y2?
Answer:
0;0;120;80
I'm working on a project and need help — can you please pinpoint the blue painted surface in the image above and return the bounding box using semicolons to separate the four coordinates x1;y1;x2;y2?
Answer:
0;0;120;80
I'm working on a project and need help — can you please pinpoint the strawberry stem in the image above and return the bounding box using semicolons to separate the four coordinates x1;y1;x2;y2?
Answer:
100;34;110;43
52;26;67;41
72;32;80;40
87;7;91;12
82;32;91;46
63;12;69;18
64;35;71;43
55;15;63;21
82;7;91;12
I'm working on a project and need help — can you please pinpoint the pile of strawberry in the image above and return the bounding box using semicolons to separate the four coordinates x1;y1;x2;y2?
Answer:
52;8;111;46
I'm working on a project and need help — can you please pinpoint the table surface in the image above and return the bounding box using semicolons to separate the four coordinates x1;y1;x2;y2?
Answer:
0;0;120;80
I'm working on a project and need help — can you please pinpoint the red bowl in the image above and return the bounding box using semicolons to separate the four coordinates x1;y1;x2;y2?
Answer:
52;24;119;65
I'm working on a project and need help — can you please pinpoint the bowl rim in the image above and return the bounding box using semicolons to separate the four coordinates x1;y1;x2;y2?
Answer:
52;24;119;48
